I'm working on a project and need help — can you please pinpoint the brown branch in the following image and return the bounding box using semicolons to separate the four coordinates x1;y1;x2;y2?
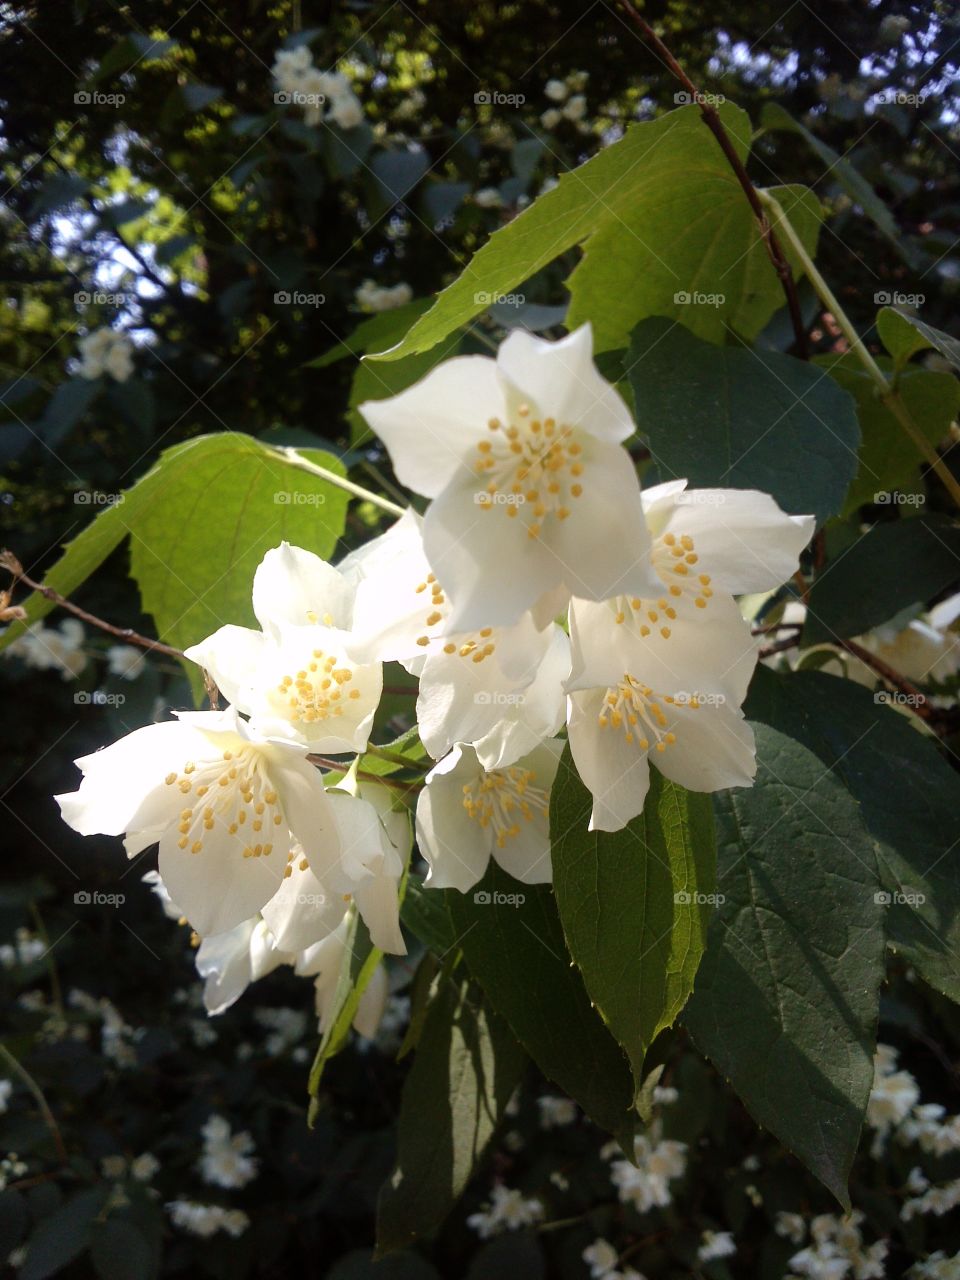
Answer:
306;755;423;793
617;1;809;357
2;550;185;660
837;637;933;721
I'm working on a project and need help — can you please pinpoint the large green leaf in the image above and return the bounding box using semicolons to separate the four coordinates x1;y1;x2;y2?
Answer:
371;104;820;360
815;354;960;514
445;867;636;1144
627;318;859;524
1;434;350;671
20;1189;109;1280
877;306;960;375
684;723;885;1205
747;667;960;1003
551;747;716;1086
377;969;526;1252
802;516;960;646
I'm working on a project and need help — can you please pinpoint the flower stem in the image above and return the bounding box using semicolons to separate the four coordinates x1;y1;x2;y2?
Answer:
280;448;406;516
757;189;960;509
0;1043;68;1166
365;743;424;770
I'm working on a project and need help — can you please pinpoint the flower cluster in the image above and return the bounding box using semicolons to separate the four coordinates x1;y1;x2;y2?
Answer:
354;278;414;312
271;44;364;129
76;327;134;382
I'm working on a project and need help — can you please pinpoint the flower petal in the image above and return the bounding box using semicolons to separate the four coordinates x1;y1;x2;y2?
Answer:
184;626;265;707
252;543;353;636
567;689;652;832
652;701;756;793
416;747;492;892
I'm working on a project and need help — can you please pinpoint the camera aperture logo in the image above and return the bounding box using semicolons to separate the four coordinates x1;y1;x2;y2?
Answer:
473;889;525;907
74;890;125;907
874;889;926;906
674;890;725;906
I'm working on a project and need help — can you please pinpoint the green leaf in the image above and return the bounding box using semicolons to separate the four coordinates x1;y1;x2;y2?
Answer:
802;516;960;646
401;875;462;955
0;435;349;671
747;667;960;1003
308;301;433;368
21;1189;108;1280
683;723;885;1205
551;746;716;1086
181;83;222;112
90;1220;154;1280
377;970;526;1252
815;354;960;513
370;104;820;361
308;910;382;1101
38;379;101;448
627;318;859;524
446;866;636;1143
328;1250;441;1280
877;306;960;374
760;104;901;249
370;149;431;213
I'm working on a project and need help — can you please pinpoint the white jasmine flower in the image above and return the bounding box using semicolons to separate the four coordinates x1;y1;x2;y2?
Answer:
549;1170;569;1190
609;1132;687;1213
106;644;146;681
474;187;503;208
466;1185;543;1238
903;1176;960;1221
776;1212;807;1245
56;705;340;938
7;619;86;679
562;94;588;121
195;917;294;1015
329;91;364;129
359;325;658;632
541;108;562;129
167;1200;250;1238
77;328;134;382
698;1230;736;1262
130;1152;160;1181
567;70;589;91
907;1251;960;1279
300;916;389;1037
866;1043;920;1151
537;1095;577;1129
583;1238;619;1276
416;739;563;891
199;1115;258;1189
355;279;414;312
544;79;568;102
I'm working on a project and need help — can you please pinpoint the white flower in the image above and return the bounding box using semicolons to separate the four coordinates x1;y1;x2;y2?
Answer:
608;1132;687;1212
474;186;503;208
130;1152;160;1181
540;108;562;129
7;619;86;679
56;706;340;937
698;1230;736;1262
416;739;563;891
199;1114;258;1189
567;70;589;91
299;916;389;1037
167;1200;250;1238
329;91;364;129
866;1043;919;1149
562;94;588;121
908;1251;960;1279
195;917;294;1015
466;1185;543;1238
355;279;414;312
106;644;146;680
254;1006;308;1055
902;1176;960;1221
184;544;382;753
583;1238;619;1277
359;324;658;632
77;327;134;382
544;78;569;101
776;1212;807;1245
537;1095;577;1128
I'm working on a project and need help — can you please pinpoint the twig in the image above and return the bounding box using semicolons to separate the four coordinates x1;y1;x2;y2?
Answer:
617;0;808;357
0;1043;68;1166
281;448;405;516
307;755;423;793
837;637;932;721
1;550;184;659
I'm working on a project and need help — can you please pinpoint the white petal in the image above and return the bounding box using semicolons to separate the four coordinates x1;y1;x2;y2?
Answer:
496;324;634;444
196;920;257;1015
353;963;388;1038
266;747;341;880
645;488;814;594
183;626;265;707
159;823;287;938
652;701;756;794
416;747;492;892
261;858;346;951
358;356;506;498
252;543;353;636
471;627;570;771
567;690;652;832
353;874;406;955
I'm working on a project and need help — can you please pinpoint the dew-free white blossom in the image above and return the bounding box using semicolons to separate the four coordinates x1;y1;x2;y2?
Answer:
544;78;568;101
776;1212;807;1245
355;279;413;312
0;929;47;968
56;705;340;937
698;1230;736;1262
416;739;563;891
540;107;562;129
789;1212;888;1280
537;1095;577;1129
130;1152;160;1182
299;915;389;1038
359;324;660;632
908;1251;960;1279
167;1200;250;1238
466;1184;543;1238
866;1043;920;1153
77;327;134;382
6;619;86;679
902;1174;960;1221
106;644;146;680
195;917;294;1015
608;1130;687;1213
184;543;382;754
583;1239;619;1277
474;186;503;208
563;94;588;121
199;1114;258;1189
272;45;364;128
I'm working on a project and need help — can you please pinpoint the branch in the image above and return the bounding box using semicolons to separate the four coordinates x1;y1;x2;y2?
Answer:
617;1;808;357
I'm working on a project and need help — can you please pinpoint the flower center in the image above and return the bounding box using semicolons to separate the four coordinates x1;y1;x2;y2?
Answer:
275;647;362;723
597;676;701;752
461;766;549;847
413;573;497;663
610;533;712;640
164;748;284;859
472;404;585;540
